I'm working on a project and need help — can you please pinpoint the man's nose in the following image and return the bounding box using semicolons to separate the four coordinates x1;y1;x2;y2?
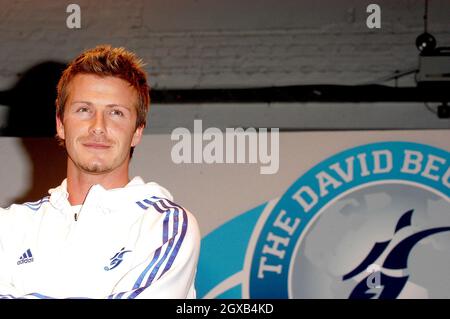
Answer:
90;112;106;135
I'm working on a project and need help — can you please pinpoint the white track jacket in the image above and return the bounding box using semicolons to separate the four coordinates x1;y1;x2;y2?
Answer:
0;177;200;299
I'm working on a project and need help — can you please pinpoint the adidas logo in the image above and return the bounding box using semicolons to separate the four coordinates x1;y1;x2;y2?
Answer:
17;249;34;265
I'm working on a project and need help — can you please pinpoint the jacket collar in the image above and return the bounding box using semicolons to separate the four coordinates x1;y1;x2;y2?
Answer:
48;176;172;213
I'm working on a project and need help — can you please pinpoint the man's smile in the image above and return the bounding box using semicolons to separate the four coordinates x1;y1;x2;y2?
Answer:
82;142;112;149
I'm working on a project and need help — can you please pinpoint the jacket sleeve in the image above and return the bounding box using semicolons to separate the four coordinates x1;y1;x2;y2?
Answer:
0;206;25;298
0;205;55;299
0;248;24;299
106;202;201;299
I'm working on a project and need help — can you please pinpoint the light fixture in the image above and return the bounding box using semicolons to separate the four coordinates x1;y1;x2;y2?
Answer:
415;0;437;55
416;32;436;54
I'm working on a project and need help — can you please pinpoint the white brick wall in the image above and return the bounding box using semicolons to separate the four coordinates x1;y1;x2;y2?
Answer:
0;0;449;89
0;0;449;131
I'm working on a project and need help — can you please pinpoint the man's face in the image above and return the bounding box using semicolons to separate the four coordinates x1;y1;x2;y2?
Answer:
56;74;143;175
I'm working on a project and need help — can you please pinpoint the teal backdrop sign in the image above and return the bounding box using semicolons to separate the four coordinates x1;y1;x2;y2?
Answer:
197;142;450;299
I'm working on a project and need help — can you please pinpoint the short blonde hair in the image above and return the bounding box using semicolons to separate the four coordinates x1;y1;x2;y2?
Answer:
56;45;150;129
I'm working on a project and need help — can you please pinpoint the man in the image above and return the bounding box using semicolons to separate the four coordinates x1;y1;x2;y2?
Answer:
0;45;200;299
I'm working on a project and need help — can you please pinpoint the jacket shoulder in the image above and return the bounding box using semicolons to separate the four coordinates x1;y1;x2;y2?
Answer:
134;196;200;238
0;196;50;237
1;196;51;216
19;196;51;212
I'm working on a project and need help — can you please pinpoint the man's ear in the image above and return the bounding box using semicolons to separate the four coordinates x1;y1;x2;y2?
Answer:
56;115;65;140
131;125;144;147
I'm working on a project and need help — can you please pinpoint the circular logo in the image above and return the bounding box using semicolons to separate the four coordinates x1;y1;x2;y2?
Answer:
249;142;450;298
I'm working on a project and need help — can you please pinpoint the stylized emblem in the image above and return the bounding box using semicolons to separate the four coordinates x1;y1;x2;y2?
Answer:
104;247;132;271
343;209;450;299
248;142;450;298
196;142;450;298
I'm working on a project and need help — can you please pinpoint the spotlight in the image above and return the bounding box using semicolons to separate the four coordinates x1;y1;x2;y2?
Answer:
416;32;437;54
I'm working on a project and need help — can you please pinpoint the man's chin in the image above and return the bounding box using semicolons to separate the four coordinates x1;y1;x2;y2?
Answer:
79;163;113;174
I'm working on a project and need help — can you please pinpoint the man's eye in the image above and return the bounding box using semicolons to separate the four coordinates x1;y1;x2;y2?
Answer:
111;109;124;117
76;107;90;113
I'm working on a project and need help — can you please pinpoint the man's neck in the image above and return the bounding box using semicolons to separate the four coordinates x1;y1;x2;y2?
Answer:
66;163;130;206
